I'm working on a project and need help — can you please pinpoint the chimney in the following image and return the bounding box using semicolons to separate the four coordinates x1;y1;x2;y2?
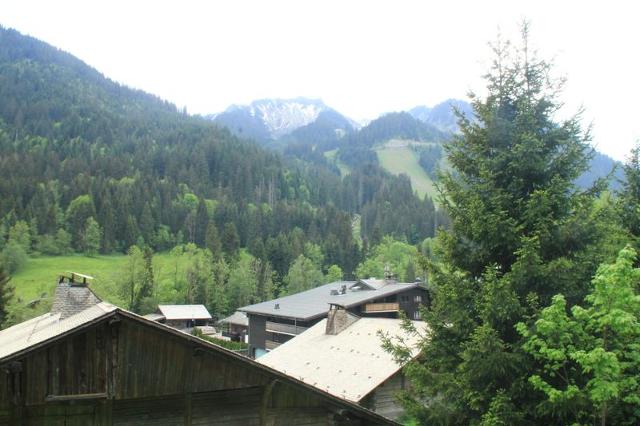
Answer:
384;264;393;280
51;272;101;319
325;304;359;335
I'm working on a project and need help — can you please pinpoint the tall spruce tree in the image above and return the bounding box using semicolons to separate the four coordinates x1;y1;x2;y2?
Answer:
0;264;13;328
387;24;614;424
618;143;640;243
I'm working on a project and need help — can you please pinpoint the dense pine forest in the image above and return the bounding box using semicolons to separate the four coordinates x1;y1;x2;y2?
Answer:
0;26;438;319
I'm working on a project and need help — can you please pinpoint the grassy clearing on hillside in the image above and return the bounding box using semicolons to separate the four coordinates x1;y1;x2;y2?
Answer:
375;139;439;200
7;252;193;321
324;148;351;177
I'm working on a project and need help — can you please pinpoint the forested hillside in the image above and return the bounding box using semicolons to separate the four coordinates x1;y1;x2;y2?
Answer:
0;27;440;320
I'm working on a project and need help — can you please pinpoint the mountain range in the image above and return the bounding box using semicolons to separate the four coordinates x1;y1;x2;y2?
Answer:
210;97;621;192
210;97;473;143
0;23;623;264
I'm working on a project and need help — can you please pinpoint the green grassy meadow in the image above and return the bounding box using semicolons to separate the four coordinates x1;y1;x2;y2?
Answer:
375;139;439;199
8;251;193;320
324;148;352;177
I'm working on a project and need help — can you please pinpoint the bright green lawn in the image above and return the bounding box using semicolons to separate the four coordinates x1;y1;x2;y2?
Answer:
10;254;127;304
375;140;438;200
8;252;193;317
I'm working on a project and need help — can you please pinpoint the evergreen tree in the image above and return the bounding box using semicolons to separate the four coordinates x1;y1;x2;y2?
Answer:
208;258;229;317
618;143;640;244
205;221;222;260
221;222;240;262
194;198;209;247
385;25;614;424
99;191;116;253
0;264;14;328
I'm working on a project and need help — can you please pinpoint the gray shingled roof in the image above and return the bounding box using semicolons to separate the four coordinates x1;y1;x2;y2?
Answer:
50;282;102;319
239;280;421;321
218;311;248;327
158;304;212;320
257;318;423;402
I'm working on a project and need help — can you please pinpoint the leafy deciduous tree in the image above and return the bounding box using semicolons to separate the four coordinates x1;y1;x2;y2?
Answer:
518;246;640;425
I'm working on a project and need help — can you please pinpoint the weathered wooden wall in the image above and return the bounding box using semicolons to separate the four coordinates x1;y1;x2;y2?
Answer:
361;373;405;421
0;316;380;425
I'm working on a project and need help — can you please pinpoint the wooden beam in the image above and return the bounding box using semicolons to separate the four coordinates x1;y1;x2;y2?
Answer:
45;392;108;402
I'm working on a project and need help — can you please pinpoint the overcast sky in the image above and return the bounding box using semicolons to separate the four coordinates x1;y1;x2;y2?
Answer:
2;0;638;160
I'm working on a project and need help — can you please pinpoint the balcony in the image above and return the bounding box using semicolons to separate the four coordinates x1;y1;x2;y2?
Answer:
265;321;308;336
363;302;400;313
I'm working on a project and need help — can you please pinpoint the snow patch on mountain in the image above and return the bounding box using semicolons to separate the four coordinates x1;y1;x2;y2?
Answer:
225;98;330;138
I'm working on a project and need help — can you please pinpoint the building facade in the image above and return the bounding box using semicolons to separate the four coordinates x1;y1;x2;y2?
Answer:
241;279;428;358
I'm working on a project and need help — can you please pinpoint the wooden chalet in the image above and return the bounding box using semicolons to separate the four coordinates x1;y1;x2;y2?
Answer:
0;274;395;425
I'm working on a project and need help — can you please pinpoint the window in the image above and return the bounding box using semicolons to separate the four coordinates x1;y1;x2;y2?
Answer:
413;311;421;320
414;295;422;303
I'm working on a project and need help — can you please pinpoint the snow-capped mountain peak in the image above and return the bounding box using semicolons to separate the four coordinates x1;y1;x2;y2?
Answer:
224;98;329;138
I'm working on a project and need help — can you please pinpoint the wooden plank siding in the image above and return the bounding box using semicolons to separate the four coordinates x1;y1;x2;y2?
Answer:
0;314;392;425
360;373;406;421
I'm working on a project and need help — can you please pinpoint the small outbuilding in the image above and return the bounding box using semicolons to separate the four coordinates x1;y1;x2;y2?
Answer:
218;311;249;342
155;304;212;330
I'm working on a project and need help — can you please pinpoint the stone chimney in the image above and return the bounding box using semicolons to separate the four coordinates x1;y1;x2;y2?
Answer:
325;304;359;335
50;273;102;319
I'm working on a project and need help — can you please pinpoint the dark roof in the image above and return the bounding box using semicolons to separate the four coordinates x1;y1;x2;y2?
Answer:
239;280;423;321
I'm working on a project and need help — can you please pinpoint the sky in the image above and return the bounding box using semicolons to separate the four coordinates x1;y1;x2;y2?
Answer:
1;0;638;160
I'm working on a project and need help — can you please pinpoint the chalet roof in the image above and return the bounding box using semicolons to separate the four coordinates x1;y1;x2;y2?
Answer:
239;280;422;321
257;318;423;403
0;302;396;425
0;302;117;360
157;304;212;320
218;311;248;327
